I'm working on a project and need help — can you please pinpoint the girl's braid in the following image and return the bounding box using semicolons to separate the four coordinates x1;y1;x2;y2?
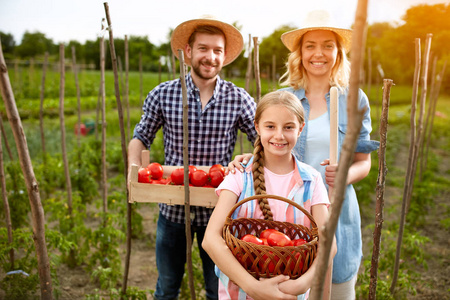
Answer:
252;136;273;220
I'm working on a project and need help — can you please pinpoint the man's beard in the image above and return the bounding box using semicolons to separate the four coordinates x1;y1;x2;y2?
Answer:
191;59;222;80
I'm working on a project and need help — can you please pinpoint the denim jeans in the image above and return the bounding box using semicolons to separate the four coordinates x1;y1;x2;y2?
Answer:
154;212;218;300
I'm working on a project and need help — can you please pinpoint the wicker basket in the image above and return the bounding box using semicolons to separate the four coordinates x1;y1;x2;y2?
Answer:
223;194;318;279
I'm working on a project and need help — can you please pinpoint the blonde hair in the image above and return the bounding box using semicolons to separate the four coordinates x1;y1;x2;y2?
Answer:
252;91;305;220
279;31;350;91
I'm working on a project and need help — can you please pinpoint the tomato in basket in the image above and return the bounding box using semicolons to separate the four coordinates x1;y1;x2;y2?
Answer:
259;229;280;240
241;234;264;245
267;231;293;247
292;238;307;246
259;252;280;273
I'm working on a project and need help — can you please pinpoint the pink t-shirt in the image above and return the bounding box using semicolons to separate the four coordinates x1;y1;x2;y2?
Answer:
215;162;329;300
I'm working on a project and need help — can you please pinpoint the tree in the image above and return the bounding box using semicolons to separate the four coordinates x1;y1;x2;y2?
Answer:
15;31;55;58
0;32;16;56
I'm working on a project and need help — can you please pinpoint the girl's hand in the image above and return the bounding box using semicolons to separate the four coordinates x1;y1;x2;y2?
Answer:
320;158;338;188
277;276;310;296
226;153;253;174
247;276;297;300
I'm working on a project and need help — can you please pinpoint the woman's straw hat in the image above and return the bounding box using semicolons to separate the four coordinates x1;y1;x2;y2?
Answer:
281;10;352;53
171;16;244;66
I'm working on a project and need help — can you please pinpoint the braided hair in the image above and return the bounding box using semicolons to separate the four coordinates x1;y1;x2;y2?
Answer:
252;91;305;220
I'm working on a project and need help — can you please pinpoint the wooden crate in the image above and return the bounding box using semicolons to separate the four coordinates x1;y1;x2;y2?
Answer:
128;151;218;208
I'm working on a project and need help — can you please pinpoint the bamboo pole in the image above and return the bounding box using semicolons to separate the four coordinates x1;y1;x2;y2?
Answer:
72;46;82;148
125;35;130;143
39;52;48;160
102;3;131;294
178;49;196;300
252;37;261;102
242;34;253;154
368;79;393;300
272;54;276;90
0;36;53;300
0;127;14;270
309;0;368;298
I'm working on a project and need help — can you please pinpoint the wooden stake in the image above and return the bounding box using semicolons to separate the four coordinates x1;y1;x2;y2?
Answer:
59;44;73;217
71;46;82;148
103;2;132;294
125;35;130;143
252;37;261;102
368;79;393;300
0;124;14;270
0;112;13;161
100;21;107;216
0;35;54;300
178;49;196;300
310;0;369;298
39;52;48;160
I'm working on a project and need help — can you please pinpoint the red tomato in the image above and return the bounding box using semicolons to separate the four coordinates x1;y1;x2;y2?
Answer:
147;162;163;180
170;168;185;185
288;252;303;273
260;238;269;246
241;234;263;245
188;165;197;180
209;164;225;176
267;231;292;247
259;252;279;273
292;238;307;246
138;167;151;183
190;169;208;187
259;229;280;240
208;170;224;187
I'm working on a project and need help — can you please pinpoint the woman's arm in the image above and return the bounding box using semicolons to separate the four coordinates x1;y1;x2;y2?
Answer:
202;190;297;300
321;152;371;187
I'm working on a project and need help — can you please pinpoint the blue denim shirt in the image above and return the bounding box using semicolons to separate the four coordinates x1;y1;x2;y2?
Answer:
281;87;379;283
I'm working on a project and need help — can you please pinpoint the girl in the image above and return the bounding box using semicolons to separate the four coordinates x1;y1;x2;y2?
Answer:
202;90;336;300
228;11;379;300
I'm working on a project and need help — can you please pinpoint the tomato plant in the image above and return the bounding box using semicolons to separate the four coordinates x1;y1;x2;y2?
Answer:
138;167;151;183
170;168;185;185
208;170;224;187
190;170;208;187
147;162;163;180
267;231;293;247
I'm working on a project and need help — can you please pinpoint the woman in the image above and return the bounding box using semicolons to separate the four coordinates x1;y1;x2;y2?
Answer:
229;10;379;299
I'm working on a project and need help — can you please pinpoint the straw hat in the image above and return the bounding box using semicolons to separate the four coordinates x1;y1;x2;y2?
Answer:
171;16;244;66
281;10;352;53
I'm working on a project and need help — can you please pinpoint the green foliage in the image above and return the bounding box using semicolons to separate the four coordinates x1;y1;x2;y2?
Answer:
85;286;149;300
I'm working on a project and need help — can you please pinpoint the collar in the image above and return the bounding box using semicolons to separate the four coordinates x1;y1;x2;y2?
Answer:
185;72;223;101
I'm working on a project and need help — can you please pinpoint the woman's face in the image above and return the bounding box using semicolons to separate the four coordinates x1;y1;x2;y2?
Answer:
301;30;338;79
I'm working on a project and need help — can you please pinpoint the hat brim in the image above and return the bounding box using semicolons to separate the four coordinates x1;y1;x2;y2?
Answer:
171;18;244;66
281;27;352;53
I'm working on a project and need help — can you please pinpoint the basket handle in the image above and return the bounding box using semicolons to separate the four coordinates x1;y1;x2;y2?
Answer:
226;194;317;229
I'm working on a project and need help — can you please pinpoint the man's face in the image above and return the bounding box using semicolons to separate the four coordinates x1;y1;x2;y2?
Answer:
186;32;226;80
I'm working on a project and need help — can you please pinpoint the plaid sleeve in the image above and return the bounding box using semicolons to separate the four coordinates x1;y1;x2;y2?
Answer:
237;89;257;144
133;87;164;149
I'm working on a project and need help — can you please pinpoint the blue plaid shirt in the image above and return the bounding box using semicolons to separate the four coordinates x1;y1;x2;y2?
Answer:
133;73;257;226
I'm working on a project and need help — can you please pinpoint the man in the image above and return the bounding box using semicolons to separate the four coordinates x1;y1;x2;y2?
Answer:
128;17;257;300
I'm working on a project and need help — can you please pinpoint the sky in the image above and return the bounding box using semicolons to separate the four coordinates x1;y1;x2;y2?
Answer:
0;0;448;46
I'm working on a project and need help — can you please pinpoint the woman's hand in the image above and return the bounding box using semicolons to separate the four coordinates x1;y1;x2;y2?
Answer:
320;158;337;187
226;153;253;174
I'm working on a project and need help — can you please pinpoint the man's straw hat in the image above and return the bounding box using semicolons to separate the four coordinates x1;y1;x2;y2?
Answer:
281;10;352;53
171;16;244;66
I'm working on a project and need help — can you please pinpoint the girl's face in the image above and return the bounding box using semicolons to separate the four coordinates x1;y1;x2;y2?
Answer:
301;30;338;79
255;104;304;159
